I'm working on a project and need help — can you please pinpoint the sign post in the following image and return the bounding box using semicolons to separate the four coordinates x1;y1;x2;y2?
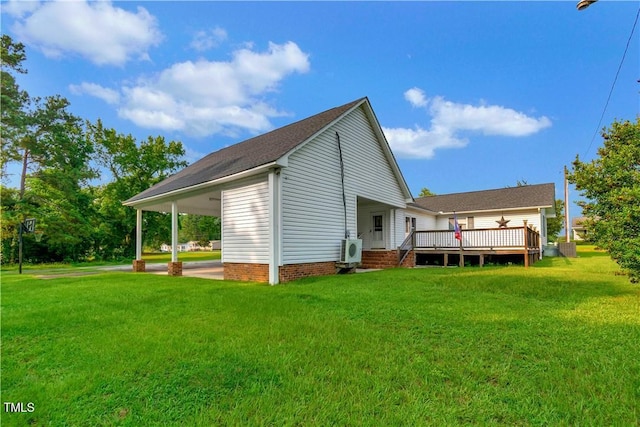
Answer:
18;218;36;275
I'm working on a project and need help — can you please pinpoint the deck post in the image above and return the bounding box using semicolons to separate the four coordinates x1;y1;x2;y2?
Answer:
523;220;529;268
443;253;448;267
479;254;484;267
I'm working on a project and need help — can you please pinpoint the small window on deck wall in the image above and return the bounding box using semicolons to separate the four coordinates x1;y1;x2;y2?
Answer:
449;217;473;230
405;217;416;233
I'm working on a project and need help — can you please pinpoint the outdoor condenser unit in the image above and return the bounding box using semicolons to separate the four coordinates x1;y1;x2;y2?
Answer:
340;238;362;264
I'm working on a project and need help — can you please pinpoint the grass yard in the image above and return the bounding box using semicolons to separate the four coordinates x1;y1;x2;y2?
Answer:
1;247;639;425
0;251;221;274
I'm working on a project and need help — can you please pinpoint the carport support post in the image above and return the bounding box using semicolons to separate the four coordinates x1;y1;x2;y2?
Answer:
169;201;183;276
133;209;146;272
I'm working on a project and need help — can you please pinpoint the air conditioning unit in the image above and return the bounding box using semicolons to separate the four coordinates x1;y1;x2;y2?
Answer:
340;238;362;264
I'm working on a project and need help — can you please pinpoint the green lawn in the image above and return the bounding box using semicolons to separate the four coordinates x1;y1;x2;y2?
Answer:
2;247;639;425
0;251;221;274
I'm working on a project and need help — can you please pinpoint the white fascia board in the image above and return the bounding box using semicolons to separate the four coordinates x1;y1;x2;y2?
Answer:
435;205;554;216
405;204;438;215
362;102;414;203
123;161;280;209
279;98;368;165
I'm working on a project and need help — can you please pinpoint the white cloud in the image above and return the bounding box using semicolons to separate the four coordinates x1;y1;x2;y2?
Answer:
69;82;120;105
385;87;552;159
404;87;427;107
429;96;552;137
190;27;228;52
383;126;468;159
2;0;40;18
74;41;310;137
10;0;162;66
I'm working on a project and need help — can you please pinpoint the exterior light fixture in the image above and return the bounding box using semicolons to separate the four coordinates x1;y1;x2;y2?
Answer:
577;0;598;11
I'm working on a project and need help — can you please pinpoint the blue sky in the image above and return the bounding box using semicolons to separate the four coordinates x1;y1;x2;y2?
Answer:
3;1;639;215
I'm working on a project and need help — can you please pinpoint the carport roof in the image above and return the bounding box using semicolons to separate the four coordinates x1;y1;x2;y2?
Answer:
125;97;366;205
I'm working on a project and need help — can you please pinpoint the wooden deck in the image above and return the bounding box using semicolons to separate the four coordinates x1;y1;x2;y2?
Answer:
405;225;541;267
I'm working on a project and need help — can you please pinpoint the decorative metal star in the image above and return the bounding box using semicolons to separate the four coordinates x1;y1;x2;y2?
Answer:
496;215;510;228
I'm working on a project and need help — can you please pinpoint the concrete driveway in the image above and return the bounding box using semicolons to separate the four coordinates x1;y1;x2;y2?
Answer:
101;260;225;280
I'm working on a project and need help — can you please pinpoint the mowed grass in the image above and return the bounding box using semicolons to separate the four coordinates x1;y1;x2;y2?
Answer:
1;247;639;426
0;251;221;274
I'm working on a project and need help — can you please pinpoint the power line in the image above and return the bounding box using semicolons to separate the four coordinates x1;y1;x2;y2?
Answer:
584;6;640;157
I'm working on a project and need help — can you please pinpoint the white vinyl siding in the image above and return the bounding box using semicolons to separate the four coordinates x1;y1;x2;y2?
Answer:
282;105;407;263
335;107;407;207
222;180;270;263
472;210;542;231
281;128;348;263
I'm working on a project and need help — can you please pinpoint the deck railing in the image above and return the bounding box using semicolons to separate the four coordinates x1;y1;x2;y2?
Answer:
414;226;540;251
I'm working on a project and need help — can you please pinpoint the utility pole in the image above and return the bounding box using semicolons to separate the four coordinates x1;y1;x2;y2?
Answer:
564;166;570;243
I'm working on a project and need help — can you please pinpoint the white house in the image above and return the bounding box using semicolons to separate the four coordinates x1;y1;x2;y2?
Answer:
404;184;556;267
125;98;415;283
160;241;220;252
572;217;588;241
124;97;556;283
411;184;556;243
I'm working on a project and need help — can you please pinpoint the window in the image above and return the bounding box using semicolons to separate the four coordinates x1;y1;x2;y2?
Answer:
449;217;467;230
405;216;417;233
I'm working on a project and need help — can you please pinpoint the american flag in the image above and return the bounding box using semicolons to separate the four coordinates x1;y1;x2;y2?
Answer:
454;213;462;241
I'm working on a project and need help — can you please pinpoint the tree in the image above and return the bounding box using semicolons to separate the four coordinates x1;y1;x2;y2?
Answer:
546;198;564;243
418;187;435;197
0;35;29;180
568;118;640;282
1;35;96;263
179;215;221;248
86;120;187;258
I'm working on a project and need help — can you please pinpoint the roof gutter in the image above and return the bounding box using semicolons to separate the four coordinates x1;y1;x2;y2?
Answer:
433;205;554;216
122;161;281;208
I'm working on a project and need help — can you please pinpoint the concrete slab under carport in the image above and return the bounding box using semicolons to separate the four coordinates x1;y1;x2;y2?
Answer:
145;260;224;280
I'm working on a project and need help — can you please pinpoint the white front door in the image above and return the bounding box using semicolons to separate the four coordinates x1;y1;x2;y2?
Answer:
371;213;385;249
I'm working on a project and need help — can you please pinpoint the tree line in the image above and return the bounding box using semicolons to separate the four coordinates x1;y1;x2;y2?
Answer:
1;35;218;264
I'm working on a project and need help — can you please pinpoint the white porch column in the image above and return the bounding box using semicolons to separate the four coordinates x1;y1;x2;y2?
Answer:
268;169;282;285
171;201;179;263
136;209;143;260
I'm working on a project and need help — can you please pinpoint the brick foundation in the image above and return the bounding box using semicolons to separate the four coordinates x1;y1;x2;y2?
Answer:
224;263;269;283
361;250;397;269
400;250;416;268
279;262;337;283
168;261;183;276
223;255;414;284
132;259;146;272
361;250;415;269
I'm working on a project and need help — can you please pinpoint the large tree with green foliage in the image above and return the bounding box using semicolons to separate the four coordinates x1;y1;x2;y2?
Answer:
546;198;564;243
1;35;96;262
568;118;640;282
178;215;221;248
1;35;29;180
86;120;187;258
1;34;189;264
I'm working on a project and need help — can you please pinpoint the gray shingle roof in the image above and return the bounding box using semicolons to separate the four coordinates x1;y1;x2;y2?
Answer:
413;183;556;213
126;97;366;204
